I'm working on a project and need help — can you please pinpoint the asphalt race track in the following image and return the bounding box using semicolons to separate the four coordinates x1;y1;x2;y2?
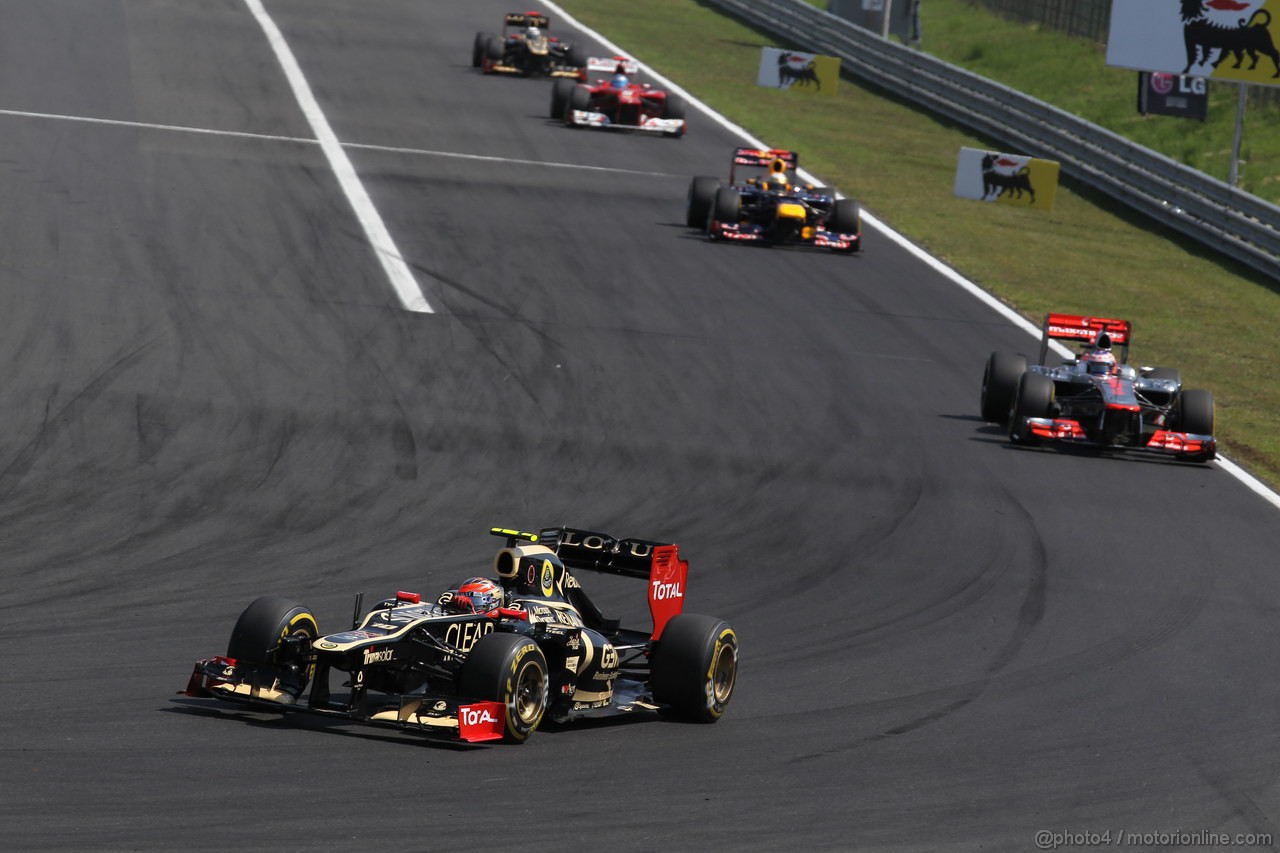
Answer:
3;2;1280;850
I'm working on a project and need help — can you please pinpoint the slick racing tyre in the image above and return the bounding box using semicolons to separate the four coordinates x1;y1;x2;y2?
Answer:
829;199;862;252
566;43;587;70
459;633;548;743
1009;371;1053;445
687;176;720;229
225;596;319;693
1176;389;1216;462
1145;366;1183;387
663;93;686;120
981;351;1028;425
550;77;575;119
651;614;738;723
565;84;591;124
484;35;504;65
472;31;493;68
711;187;741;231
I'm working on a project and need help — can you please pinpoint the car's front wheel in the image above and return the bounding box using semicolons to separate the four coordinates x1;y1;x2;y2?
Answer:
981;351;1028;425
1009;371;1053;445
225;596;319;698
459;633;548;743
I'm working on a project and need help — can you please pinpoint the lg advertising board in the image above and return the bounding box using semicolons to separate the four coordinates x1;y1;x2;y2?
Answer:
1107;0;1280;86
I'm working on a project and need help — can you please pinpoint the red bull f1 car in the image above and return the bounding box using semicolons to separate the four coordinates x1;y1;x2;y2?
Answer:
686;148;861;252
550;58;686;137
180;527;738;745
981;312;1216;462
472;12;587;78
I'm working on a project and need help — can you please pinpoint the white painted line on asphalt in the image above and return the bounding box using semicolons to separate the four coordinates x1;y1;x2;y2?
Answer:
0;107;679;180
540;0;1280;511
243;0;432;313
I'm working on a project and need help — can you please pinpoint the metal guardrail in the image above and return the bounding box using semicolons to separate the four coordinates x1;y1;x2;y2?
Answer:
704;0;1280;283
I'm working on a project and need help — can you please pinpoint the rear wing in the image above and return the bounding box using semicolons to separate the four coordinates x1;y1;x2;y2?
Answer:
491;526;688;639
730;148;798;184
1039;312;1132;365
505;12;550;29
585;56;639;75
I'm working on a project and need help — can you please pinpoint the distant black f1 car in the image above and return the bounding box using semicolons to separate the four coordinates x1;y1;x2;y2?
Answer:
981;312;1216;462
686;148;861;252
181;527;739;744
472;12;586;78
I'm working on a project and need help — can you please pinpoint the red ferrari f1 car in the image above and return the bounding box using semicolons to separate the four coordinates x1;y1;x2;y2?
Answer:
981;312;1216;462
551;58;686;137
180;526;738;745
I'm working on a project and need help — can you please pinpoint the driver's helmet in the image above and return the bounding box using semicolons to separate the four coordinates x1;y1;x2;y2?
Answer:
443;577;504;614
1084;349;1117;376
525;26;541;40
766;157;789;191
611;73;629;89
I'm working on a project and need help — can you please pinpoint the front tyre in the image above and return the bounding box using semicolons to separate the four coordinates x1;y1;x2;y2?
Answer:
981;351;1028;425
550;77;575;119
459;633;548;743
471;32;492;68
225;596;319;695
687;176;720;229
1009;371;1054;445
651;614;738;723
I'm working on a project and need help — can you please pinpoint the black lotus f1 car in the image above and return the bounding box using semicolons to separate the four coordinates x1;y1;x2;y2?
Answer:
981;312;1216;462
472;12;586;78
181;527;739;744
686;148;862;252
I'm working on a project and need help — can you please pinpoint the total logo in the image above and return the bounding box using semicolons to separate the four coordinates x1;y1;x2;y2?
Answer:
460;706;498;726
651;580;683;601
362;647;394;665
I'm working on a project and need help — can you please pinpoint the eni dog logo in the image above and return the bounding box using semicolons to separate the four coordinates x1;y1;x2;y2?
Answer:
953;147;1060;211
1107;0;1280;86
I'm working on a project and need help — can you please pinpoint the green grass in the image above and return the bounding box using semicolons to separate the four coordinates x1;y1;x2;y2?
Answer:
557;0;1280;485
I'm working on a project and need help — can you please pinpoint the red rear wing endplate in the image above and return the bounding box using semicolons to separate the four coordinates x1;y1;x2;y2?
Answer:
648;545;687;640
731;147;798;169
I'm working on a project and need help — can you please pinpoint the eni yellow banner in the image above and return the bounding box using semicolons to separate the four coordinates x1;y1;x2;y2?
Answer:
953;148;1060;211
756;48;840;96
1107;0;1280;87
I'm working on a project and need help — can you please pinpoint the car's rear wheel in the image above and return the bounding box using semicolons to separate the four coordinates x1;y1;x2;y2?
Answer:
225;596;319;696
981;351;1028;425
651;614;738;723
1146;366;1183;386
1009;372;1054;445
711;187;740;230
459;633;548;743
472;32;493;68
687;176;721;229
550;77;575;119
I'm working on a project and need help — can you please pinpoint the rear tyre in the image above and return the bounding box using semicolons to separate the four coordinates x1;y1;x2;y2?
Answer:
1009;372;1054;445
981;351;1028;425
225;596;319;695
550;77;575;119
687;176;720;229
1146;366;1183;386
651;614;738;723
711;187;741;230
472;32;492;68
458;633;548;743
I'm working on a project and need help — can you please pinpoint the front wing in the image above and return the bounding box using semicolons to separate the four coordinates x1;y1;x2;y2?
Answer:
1017;417;1215;460
181;656;506;743
566;109;685;136
708;219;860;251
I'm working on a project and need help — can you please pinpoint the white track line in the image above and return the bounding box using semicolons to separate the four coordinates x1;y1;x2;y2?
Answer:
539;0;1280;512
0;107;680;179
244;0;431;313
